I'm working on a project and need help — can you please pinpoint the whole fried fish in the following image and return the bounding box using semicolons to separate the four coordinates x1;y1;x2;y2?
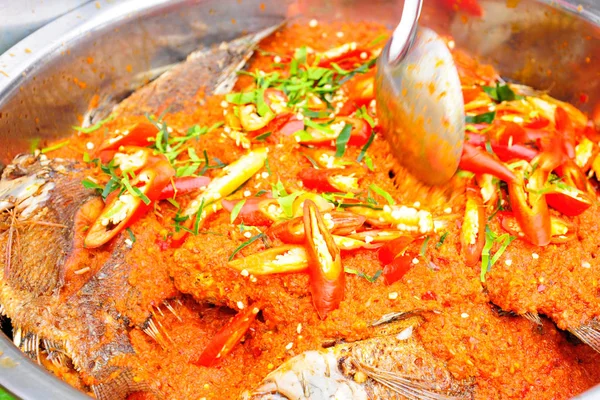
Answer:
242;312;474;400
0;23;284;400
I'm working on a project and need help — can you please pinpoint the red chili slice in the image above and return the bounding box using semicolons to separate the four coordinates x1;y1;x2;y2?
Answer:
383;252;417;285
268;212;366;244
158;176;211;200
85;160;175;248
554;160;589;192
508;168;551;246
298;167;363;193
460;187;486;266
546;185;593;217
221;195;275;226
378;235;415;265
555;107;576;159
438;0;483;16
98;121;159;152
459;143;517;183
193;304;262;367
303;200;344;319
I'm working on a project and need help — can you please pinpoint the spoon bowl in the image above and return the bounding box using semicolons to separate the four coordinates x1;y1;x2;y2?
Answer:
376;2;465;185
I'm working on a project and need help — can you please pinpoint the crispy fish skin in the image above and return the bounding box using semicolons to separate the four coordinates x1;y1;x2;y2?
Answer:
0;154;149;397
106;24;283;119
1;25;286;399
484;210;600;352
242;313;474;400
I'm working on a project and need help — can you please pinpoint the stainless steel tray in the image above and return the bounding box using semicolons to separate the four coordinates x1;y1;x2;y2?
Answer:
0;0;599;398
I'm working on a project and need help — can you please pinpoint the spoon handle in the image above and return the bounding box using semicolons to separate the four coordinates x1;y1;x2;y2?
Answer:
387;0;423;65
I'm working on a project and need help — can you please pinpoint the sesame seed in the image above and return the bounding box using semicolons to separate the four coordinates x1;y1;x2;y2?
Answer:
388;292;398;300
220;100;229;108
243;190;252;197
237;301;245;310
336;31;344;38
241;269;249;277
297;323;302;334
413;201;421;208
273;55;282;63
250;275;257;283
360;52;368;59
532;253;539;259
461;313;469;318
243;231;252;238
309;19;318;28
582;261;591;269
86;142;94;150
364;235;374;244
125;238;133;248
261;171;270;179
505;259;513;266
224;126;232;133
444;207;452;214
412;257;419;265
448;40;455;50
223;110;228;116
285;342;294;350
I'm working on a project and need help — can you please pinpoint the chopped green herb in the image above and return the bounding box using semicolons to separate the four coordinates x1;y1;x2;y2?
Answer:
226;91;256;104
277;191;303;218
72;115;114;134
420;236;430;257
483;83;522;102
230;199;247;223
82;179;103;192
345;267;383;283
369;183;395;206
368;34;388;47
254;131;272;141
335;123;352;157
265;157;272;175
480;226;515;282
271;180;288;198
40;140;70;154
126;228;136;244
302;153;319;168
255;189;269;197
436;232;449;249
465;111;496;124
192;198;206;235
364;154;374;171
121;175;150;205
357;131;376;162
228;233;267;261
355;106;376;128
166;198;180;208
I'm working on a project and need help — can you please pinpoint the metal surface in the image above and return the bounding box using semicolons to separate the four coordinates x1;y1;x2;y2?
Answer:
376;0;465;185
0;0;599;399
0;0;91;54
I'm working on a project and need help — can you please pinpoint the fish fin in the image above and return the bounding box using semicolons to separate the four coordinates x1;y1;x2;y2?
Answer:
92;369;156;400
42;339;70;368
14;328;40;364
571;319;600;353
371;310;423;326
356;360;473;400
523;311;542;325
142;316;172;349
212;21;286;95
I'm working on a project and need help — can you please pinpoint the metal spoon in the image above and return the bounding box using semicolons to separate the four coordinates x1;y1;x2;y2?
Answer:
375;0;465;185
